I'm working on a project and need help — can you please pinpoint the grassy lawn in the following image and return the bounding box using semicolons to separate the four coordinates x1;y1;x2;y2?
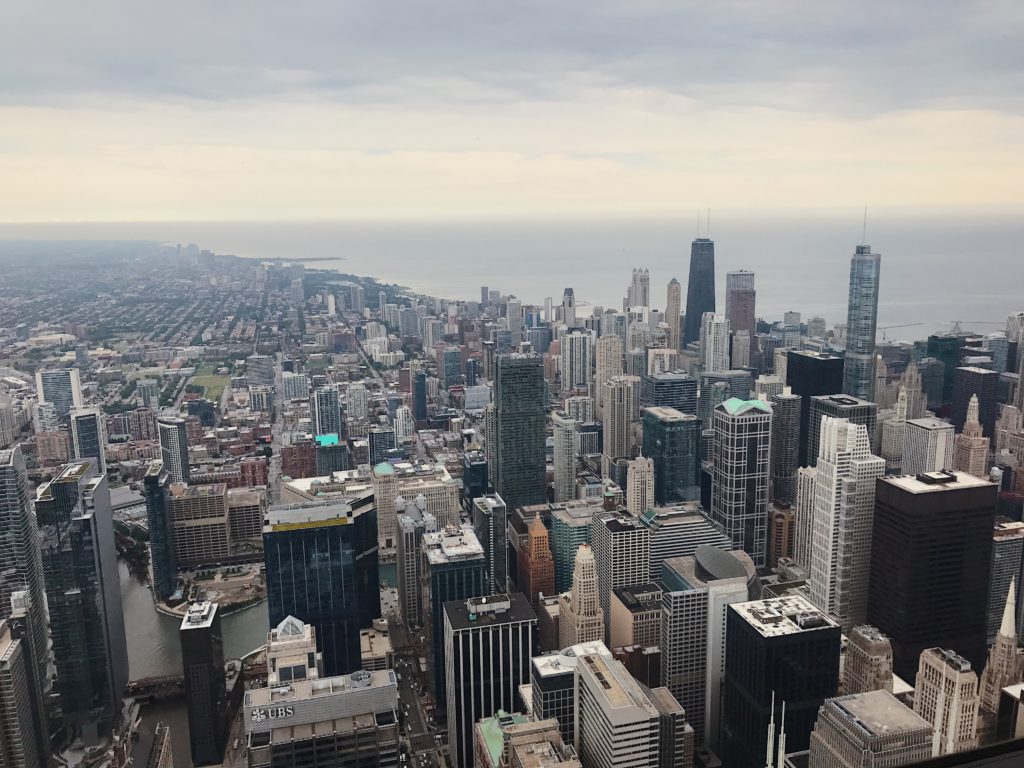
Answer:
191;374;229;402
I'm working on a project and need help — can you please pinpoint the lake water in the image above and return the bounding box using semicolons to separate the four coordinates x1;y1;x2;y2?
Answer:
2;215;1023;339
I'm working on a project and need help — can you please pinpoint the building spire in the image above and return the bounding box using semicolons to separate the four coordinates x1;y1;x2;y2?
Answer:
776;700;787;768
1001;577;1017;639
765;690;776;768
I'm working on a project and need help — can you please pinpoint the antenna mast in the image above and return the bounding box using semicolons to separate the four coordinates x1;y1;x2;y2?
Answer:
862;206;868;244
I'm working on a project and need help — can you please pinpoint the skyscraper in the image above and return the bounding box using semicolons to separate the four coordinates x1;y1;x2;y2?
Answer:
413;370;428;421
903;417;955;475
641;407;701;505
720;595;841;768
787;350;845;467
562;288;576;327
640;371;698;415
0;448;48;700
311;384;342;437
867;471;996;681
699;313;730;373
141;460;176;601
665;278;682;352
552;411;578;503
980;581;1023;719
952;366;999;438
157;415;190;484
843;244;882;401
180;601;230;767
913;648;980;756
594;335;624;418
263;501;380;676
988;521;1024;645
494;354;547;510
627;267;651;309
550;504;595;594
471;494;508;594
661;549;754;748
954;394;990;478
725;269;756;338
806;395;877;470
35;367;82;422
0;619;46;768
601;374;641;477
710;398;773;567
367;426;397;465
844;625;894;694
558;544;605;647
518;515;555;606
69;406;107;475
592;511;650;636
444;594;536;768
770;389;801;505
799;418;885;630
396;500;437;628
683;238;715;347
560;331;591;392
625;455;655;516
35;462;128;740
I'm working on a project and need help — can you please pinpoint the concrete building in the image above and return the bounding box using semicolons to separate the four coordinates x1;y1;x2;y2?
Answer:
806;395;877;469
561;331;593;393
519;515;555;607
530;641;612;748
626;455;655;516
955;394;990;478
661;548;755;749
594;336;625;419
903;417;955;475
808;690;932;768
980;582;1024;719
158;415;190;484
396;500;437;627
474;714;581;768
609;583;662;650
552;412;579;504
637;505;733;579
710;398;773;567
444;595;537;768
843;625;894;695
602;375;641;477
799;418;885;630
558;544;605;648
699;313;731;374
592;512;650;638
913;648;979;756
989;520;1024;644
168;483;230;567
666;279;683;353
725;270;756;343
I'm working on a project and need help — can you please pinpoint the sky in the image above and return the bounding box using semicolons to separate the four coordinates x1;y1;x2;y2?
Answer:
2;1;1024;222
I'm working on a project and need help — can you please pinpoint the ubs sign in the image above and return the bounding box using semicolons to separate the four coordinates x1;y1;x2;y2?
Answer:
250;706;295;724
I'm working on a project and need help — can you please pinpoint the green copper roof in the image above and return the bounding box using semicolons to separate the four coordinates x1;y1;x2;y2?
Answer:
478;710;527;766
373;461;395;475
721;397;772;416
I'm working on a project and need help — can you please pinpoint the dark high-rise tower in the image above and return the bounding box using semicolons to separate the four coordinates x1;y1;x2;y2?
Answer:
787;350;845;466
952;366;999;438
263;501;380;676
725;270;756;341
867;470;996;682
683;238;716;347
412;370;428;422
770;390;801;505
806;394;878;469
494;354;547;509
641;407;701;505
843;245;882;401
179;601;229;767
143;460;176;601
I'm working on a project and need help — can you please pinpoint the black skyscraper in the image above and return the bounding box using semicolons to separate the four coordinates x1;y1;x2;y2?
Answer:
867;471;996;683
682;238;715;347
770;391;801;505
494;354;547;510
720;596;841;768
413;370;428;422
952;366;999;438
180;601;229;767
786;350;845;467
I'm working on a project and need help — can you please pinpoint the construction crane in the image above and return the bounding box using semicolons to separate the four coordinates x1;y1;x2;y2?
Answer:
949;320;1004;334
878;322;922;341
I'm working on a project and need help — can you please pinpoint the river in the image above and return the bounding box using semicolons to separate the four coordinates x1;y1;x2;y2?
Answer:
119;562;268;767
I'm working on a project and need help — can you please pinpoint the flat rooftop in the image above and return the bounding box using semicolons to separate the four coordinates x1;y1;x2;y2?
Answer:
531;641;611;678
831;690;930;736
181;601;218;630
905;417;954;431
265;501;355;530
731;595;838;638
444;593;536;632
612;584;663;613
642;406;696;422
423;524;484;564
578;653;657;717
883;470;992;494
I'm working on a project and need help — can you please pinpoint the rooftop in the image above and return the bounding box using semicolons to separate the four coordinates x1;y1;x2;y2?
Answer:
531;641;612;678
830;690;930;737
612;584;663;613
719;398;772;416
905;417;954;431
444;592;536;632
642;406;697;422
181;601;218;630
578;653;658;717
265;500;356;530
731;595;838;638
883;470;992;494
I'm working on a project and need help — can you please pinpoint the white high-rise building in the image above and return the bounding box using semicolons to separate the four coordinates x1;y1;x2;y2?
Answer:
312;385;342;436
565;396;595;424
136;378;160;410
157;416;189;484
561;331;593;393
594;336;624;418
800;417;885;630
913;648;979;757
731;330;751;369
625;455;654;516
627;268;650;309
592;511;650;636
281;371;310;402
903;418;955;475
601;375;640;477
552;411;579;504
699;313;730;373
558;544;605;647
881;388;908;472
394;406;415;444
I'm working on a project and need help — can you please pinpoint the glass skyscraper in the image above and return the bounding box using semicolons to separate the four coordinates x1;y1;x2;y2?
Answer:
263;500;380;676
842;244;882;401
641;407;701;505
683;238;716;347
494;354;547;510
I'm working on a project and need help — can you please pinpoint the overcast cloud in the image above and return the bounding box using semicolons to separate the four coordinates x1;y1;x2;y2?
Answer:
2;1;1022;220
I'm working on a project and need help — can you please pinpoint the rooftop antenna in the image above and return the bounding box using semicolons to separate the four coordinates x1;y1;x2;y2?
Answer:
776;700;787;768
696;211;701;238
765;691;776;768
862;206;868;244
707;207;711;237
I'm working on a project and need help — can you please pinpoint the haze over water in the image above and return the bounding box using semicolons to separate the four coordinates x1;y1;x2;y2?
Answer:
2;213;1022;340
